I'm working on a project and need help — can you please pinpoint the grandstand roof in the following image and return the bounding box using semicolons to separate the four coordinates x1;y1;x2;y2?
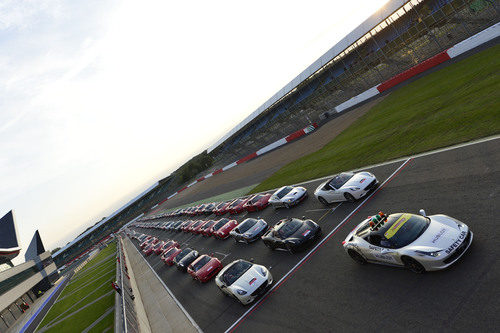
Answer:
52;181;159;258
208;0;407;153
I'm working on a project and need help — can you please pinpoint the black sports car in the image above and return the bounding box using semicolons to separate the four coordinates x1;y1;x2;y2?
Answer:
261;218;321;253
174;248;199;271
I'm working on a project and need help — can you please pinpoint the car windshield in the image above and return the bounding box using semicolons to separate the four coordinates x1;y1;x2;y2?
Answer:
175;249;191;261
236;219;257;233
201;221;214;229
222;260;252;285
164;241;174;248
250;195;263;204
277;219;303;238
153;243;163;250
213;219;228;231
191;256;211;272
275;187;293;199
327;173;354;189
231;199;243;207
164;248;177;257
192;221;202;228
378;213;430;248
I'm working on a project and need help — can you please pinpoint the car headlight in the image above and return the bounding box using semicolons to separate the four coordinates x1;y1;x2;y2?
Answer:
415;250;442;257
258;267;267;276
236;288;247;295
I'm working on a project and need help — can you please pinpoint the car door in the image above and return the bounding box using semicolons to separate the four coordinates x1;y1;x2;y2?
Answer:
361;243;399;265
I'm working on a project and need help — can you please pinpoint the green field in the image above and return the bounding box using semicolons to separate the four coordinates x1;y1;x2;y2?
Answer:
251;44;500;193
37;241;116;332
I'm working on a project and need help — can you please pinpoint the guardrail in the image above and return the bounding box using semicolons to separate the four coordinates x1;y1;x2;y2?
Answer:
115;238;139;333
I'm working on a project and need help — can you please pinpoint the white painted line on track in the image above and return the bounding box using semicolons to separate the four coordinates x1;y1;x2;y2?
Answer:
224;158;412;333
129;241;203;333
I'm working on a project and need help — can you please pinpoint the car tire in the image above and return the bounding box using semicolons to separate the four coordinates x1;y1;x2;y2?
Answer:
318;197;328;206
402;257;426;274
266;242;276;250
344;193;356;203
348;249;366;265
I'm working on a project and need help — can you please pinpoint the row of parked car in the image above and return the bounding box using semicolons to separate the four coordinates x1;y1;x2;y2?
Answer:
142;170;381;223
134;214;322;252
128;213;323;303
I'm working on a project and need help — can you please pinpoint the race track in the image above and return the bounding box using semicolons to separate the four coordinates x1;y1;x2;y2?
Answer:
129;137;499;332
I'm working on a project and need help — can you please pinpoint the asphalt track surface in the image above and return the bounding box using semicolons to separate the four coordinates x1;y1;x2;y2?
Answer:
128;137;499;332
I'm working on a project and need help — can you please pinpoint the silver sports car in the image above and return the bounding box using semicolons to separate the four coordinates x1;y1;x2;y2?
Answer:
342;210;473;273
269;186;308;208
230;218;268;243
314;171;378;204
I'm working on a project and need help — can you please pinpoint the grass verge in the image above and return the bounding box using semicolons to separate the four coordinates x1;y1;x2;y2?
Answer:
251;43;500;193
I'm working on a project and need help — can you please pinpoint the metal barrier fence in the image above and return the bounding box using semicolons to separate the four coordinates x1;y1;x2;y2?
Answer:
115;238;140;333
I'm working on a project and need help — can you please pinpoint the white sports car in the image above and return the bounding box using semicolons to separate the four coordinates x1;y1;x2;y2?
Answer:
314;171;378;204
269;186;308;208
342;210;473;273
215;259;273;304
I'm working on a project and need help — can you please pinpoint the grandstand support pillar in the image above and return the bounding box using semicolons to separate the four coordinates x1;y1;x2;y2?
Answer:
354;43;384;83
369;31;393;70
449;1;472;38
388;14;421;64
409;1;442;51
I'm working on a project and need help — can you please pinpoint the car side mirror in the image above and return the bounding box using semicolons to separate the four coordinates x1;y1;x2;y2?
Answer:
419;209;426;217
250;258;255;263
302;216;306;220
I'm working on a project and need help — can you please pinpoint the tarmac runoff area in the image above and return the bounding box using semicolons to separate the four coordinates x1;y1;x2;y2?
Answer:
129;137;499;332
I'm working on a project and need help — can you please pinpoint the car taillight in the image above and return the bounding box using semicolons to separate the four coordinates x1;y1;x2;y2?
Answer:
342;241;346;245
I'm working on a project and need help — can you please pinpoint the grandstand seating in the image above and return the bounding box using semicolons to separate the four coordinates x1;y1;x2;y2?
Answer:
212;0;499;166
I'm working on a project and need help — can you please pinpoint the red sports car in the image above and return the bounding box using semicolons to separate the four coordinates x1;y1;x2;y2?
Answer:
192;220;210;234
181;220;196;232
143;241;160;256
187;220;204;233
243;193;272;212
228;197;252;215
140;237;157;249
214;200;233;216
147;241;165;256
156;240;179;254
162;247;182;266
187;255;223;282
199;220;216;236
207;219;229;236
213;219;238;239
139;236;152;248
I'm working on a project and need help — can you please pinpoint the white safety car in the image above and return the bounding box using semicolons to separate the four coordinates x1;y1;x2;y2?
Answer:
215;259;273;304
269;186;308;208
342;210;473;273
314;171;378;204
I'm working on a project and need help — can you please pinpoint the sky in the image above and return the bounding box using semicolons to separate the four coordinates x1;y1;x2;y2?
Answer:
0;0;390;263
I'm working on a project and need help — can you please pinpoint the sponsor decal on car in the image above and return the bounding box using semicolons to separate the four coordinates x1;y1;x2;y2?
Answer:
384;214;412;239
302;230;311;237
359;178;366;183
432;228;446;244
249;278;257;285
445;231;467;254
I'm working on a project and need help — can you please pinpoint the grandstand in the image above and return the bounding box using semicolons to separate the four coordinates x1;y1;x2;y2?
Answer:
209;0;500;165
53;0;499;268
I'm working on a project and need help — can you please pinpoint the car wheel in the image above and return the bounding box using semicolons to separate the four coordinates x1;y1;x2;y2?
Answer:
266;243;276;250
318;197;328;206
402;257;426;274
344;193;356;203
348;249;366;265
